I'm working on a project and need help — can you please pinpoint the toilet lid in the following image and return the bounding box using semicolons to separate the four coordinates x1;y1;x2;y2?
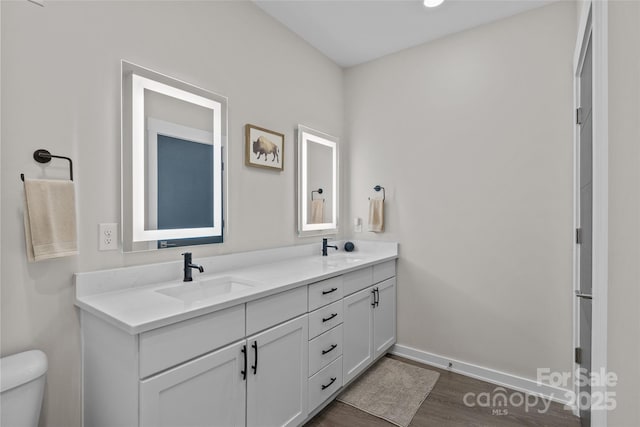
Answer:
0;350;47;393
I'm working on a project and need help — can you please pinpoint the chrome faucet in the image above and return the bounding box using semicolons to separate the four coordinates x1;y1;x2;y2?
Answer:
322;238;338;256
182;252;204;282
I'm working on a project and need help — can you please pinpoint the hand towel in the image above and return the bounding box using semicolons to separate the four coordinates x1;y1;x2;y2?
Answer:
368;198;384;232
310;199;324;224
23;179;78;261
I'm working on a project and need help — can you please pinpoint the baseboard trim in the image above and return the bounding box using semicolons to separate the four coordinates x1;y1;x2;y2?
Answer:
391;344;575;408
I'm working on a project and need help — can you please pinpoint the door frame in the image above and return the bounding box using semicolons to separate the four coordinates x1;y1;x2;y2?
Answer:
572;1;608;425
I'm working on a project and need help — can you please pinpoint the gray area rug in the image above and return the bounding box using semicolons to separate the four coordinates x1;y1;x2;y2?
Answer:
337;357;440;427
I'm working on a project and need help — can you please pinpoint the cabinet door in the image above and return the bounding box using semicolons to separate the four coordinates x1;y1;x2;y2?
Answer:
373;278;396;359
246;315;308;427
140;340;246;427
342;286;375;384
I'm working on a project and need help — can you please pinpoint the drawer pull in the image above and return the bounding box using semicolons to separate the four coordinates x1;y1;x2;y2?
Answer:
251;341;258;375
241;345;247;380
322;287;338;295
321;377;337;390
322;313;338;323
322;344;338;355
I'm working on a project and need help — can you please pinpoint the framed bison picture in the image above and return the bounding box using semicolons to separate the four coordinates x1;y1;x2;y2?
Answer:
245;124;284;171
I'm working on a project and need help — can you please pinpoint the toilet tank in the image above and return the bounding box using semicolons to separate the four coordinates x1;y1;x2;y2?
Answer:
0;350;47;427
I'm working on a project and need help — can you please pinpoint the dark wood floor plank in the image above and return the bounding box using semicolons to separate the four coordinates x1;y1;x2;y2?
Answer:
306;355;580;427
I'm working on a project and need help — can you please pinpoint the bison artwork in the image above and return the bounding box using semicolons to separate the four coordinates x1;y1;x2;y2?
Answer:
252;136;280;163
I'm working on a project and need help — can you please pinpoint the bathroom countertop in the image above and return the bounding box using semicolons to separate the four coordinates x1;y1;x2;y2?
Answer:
75;241;398;335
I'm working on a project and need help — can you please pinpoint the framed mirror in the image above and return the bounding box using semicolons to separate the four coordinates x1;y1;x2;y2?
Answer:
297;125;338;236
121;61;227;252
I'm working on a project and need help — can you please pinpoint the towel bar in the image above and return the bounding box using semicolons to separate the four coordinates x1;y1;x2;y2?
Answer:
20;149;73;182
311;188;324;201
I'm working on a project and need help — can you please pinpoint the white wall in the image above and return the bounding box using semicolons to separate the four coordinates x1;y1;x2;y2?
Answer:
607;1;640;425
0;2;342;426
345;1;576;382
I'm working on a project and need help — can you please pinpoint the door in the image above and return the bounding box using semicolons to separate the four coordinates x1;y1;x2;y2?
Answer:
139;340;246;427
577;35;593;427
343;286;375;384
246;315;308;427
373;278;397;359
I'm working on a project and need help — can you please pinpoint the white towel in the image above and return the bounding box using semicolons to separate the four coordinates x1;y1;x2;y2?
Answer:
310;199;324;224
23;179;78;262
368;198;384;232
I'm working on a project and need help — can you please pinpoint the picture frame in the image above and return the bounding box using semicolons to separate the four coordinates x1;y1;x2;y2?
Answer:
245;124;285;171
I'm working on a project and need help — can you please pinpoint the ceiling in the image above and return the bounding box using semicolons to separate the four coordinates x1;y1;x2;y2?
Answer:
253;0;557;67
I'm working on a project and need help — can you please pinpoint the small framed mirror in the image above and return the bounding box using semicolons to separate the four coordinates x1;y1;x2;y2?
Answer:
122;61;227;252
297;125;338;236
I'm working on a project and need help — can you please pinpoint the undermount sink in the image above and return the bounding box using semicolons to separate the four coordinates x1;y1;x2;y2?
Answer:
316;254;365;267
156;276;258;303
331;255;364;263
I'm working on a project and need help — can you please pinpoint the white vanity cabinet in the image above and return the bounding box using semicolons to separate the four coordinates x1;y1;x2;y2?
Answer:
81;287;309;427
140;315;308;427
343;286;376;384
246;315;308;427
343;261;397;385
79;253;397;427
140;340;247;427
373;278;397;359
306;277;345;414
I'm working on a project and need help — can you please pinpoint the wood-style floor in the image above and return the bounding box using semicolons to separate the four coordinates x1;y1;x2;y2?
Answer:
306;355;580;427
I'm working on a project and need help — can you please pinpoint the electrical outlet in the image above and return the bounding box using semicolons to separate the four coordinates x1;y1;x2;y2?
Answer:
99;223;118;251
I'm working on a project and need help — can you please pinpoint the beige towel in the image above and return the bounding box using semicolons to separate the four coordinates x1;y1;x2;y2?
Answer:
310;199;324;224
24;179;78;262
368;198;384;232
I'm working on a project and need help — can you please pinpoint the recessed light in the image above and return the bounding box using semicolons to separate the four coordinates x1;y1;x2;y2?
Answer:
423;0;445;7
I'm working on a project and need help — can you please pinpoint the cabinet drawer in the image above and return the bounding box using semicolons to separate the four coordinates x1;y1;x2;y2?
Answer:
139;305;245;378
308;356;343;413
246;286;307;336
308;276;343;311
309;300;343;339
309;325;343;377
373;260;396;284
342;267;373;296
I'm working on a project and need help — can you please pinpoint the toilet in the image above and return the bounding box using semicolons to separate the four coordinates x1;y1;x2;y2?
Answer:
0;350;47;427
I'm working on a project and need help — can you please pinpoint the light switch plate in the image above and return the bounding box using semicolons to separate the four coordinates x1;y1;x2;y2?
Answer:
354;217;362;233
99;223;118;251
